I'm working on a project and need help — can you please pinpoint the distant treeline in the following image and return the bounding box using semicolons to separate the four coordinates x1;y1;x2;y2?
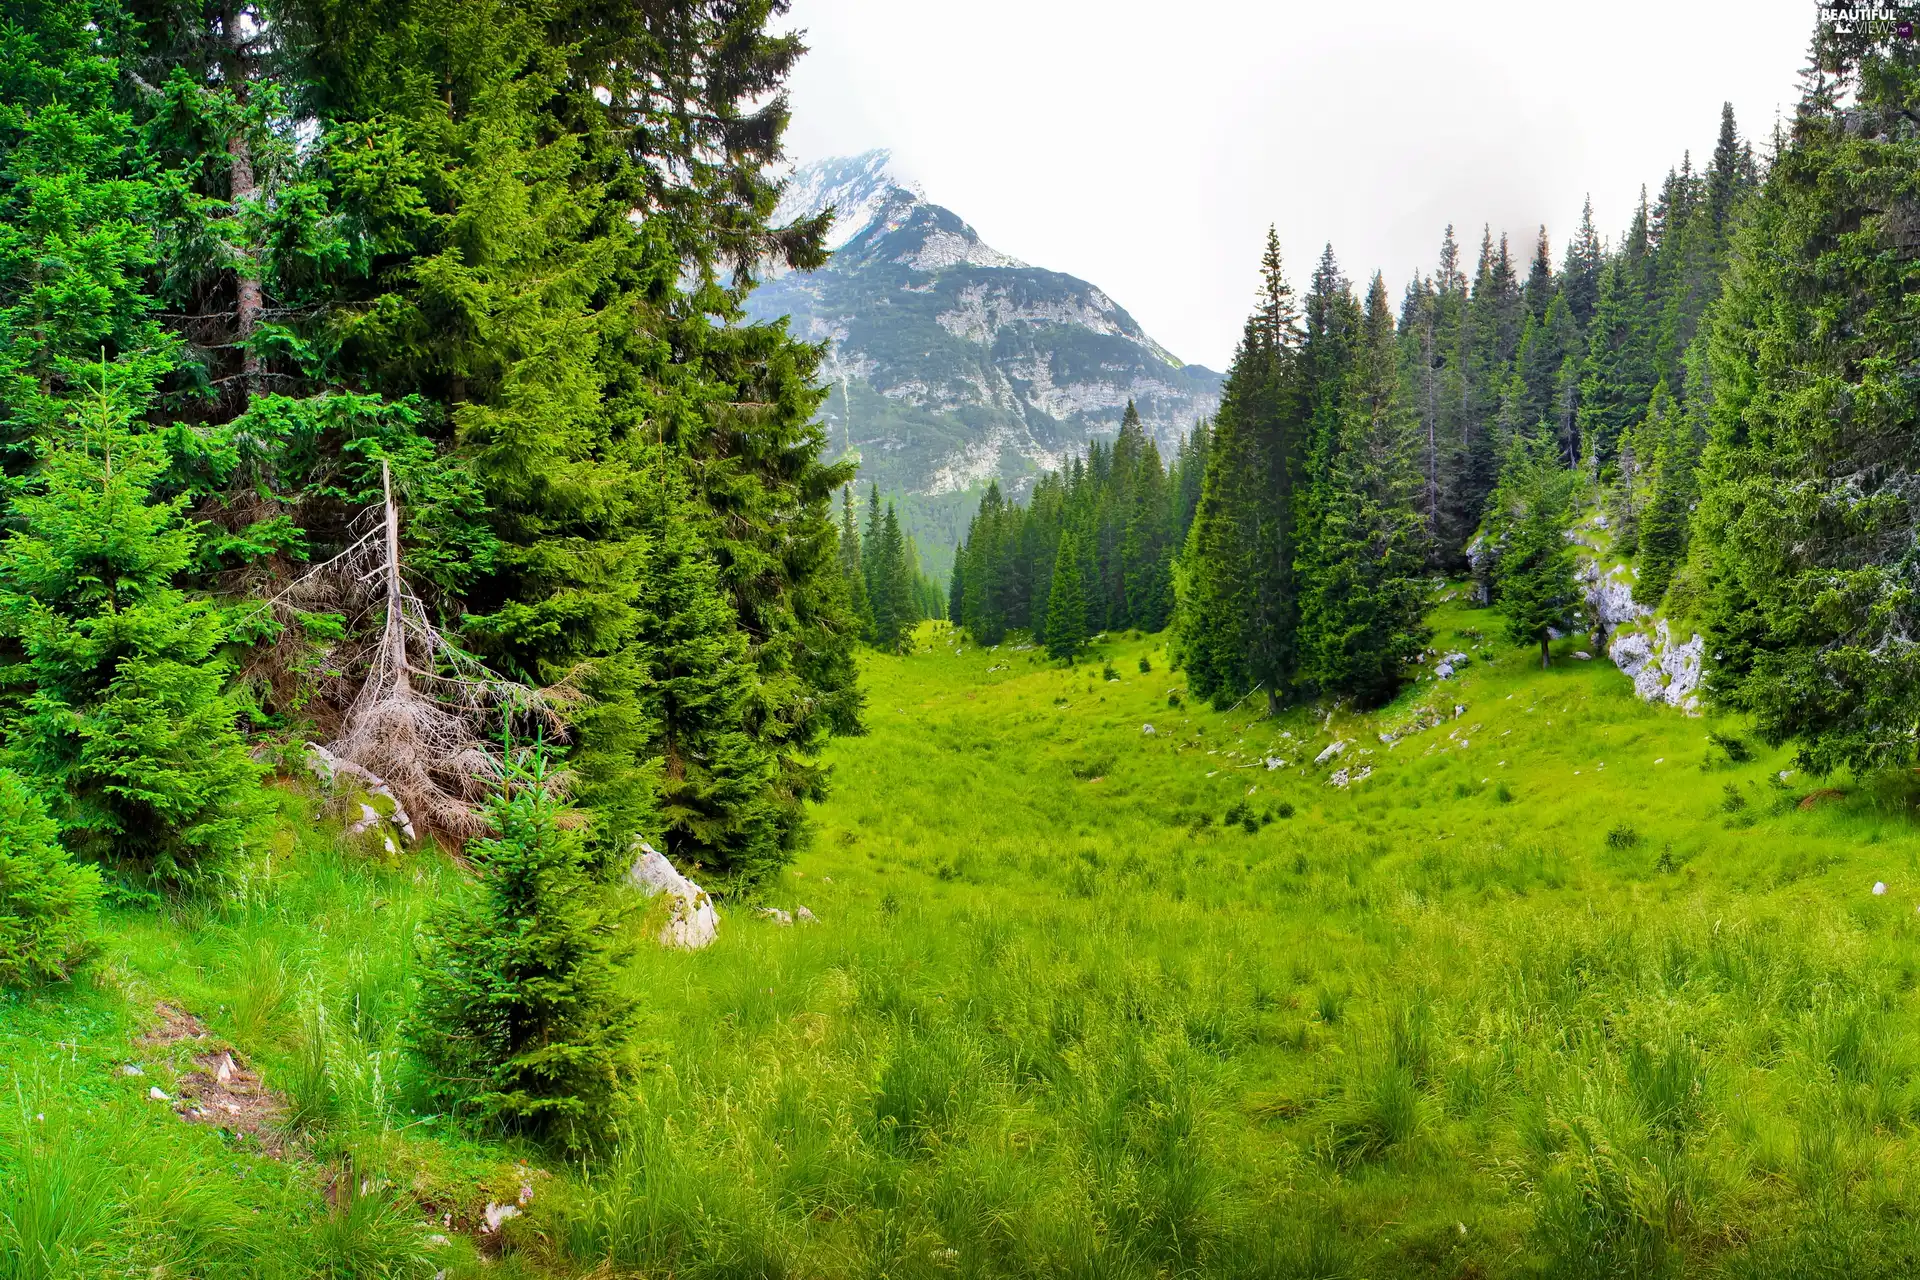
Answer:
835;486;947;652
947;408;1210;658
953;98;1756;698
951;21;1920;782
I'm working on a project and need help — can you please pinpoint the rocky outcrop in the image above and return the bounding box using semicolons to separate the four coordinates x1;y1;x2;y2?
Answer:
1574;541;1704;715
1608;621;1704;712
629;841;719;950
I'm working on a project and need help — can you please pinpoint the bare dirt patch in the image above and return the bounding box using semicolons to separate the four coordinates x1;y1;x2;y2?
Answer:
137;1001;293;1157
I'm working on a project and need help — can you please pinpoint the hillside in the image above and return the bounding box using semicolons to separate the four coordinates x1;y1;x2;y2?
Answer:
747;152;1223;571
13;605;1920;1276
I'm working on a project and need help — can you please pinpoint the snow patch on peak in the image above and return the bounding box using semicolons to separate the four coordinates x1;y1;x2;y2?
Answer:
774;150;925;251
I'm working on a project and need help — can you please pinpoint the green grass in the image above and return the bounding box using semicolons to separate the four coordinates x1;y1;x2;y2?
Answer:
10;601;1920;1275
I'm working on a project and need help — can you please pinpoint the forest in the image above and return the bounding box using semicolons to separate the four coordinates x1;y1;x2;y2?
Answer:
3;2;1920;1277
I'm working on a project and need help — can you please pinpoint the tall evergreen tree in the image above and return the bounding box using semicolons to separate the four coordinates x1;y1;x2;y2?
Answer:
1045;528;1088;661
1491;427;1579;668
1296;274;1429;705
1692;19;1920;774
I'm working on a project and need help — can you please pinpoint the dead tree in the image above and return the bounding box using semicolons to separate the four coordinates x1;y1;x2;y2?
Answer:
270;461;570;842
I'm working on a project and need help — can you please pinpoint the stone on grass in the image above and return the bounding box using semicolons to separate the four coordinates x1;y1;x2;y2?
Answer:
628;841;719;949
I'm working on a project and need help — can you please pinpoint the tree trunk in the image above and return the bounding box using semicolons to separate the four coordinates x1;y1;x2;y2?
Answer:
1540;633;1550;669
224;3;261;399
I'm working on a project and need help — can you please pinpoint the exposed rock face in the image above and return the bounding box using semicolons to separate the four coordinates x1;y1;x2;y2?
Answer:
1608;621;1705;713
629;841;719;950
749;151;1221;575
1575;548;1704;715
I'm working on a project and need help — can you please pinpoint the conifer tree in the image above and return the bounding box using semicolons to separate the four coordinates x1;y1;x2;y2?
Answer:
411;745;634;1148
1492;427;1579;668
0;767;101;985
1296;274;1430;705
838;487;873;641
1692;19;1920;773
1045;529;1089;661
1578;254;1657;467
1562;196;1605;329
635;484;785;885
0;373;263;883
1636;385;1694;607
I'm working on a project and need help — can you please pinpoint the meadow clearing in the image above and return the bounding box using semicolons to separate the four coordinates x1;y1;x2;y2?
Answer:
7;607;1920;1278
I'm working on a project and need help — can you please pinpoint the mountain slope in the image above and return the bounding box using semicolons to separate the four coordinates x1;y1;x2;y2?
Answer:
748;152;1221;569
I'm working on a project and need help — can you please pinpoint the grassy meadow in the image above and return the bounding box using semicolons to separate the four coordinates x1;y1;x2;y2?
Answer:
9;603;1920;1277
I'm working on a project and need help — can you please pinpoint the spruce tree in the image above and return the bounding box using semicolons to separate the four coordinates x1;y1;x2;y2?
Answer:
411;745;634;1148
635;482;784;885
839;487;873;641
0;374;263;883
1693;20;1920;773
1045;529;1089;661
0;767;101;985
1492;428;1579;668
1296;274;1430;705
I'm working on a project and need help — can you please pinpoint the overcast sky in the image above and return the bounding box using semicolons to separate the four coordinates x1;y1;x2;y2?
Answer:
779;0;1814;371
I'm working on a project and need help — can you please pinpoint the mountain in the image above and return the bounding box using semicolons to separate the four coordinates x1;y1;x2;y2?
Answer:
746;152;1222;573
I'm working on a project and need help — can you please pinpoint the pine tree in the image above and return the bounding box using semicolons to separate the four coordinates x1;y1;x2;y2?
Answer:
636;485;783;886
1636;383;1693;607
0;767;101;985
839;487;873;641
1296;274;1430;705
411;745;634;1148
0;373;263;883
1492;428;1579;669
1562;196;1605;329
1578;253;1657;468
1045;529;1089;661
1692;21;1920;773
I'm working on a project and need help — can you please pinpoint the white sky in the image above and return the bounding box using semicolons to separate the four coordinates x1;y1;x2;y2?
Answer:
779;0;1814;371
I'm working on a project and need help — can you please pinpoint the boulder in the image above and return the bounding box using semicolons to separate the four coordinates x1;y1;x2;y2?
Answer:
1607;621;1703;713
1313;739;1349;766
303;743;417;843
628;841;720;949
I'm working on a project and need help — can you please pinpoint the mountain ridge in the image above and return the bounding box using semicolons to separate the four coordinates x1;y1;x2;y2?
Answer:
748;151;1222;570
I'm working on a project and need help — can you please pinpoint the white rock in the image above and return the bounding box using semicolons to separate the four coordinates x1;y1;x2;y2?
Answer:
121;1064;144;1077
1328;769;1351;788
1264;757;1287;770
627;841;719;949
1141;724;1155;736
757;907;794;926
148;1087;169;1101
482;1203;521;1232
1873;882;1888;896
214;1053;234;1084
1313;740;1348;765
1573;651;1592;661
796;906;819;924
304;743;417;841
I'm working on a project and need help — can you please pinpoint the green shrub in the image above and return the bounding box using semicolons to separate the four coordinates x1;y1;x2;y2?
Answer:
1707;731;1752;763
409;747;635;1148
1605;824;1641;849
1138;655;1153;673
1721;783;1748;813
0;768;100;985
